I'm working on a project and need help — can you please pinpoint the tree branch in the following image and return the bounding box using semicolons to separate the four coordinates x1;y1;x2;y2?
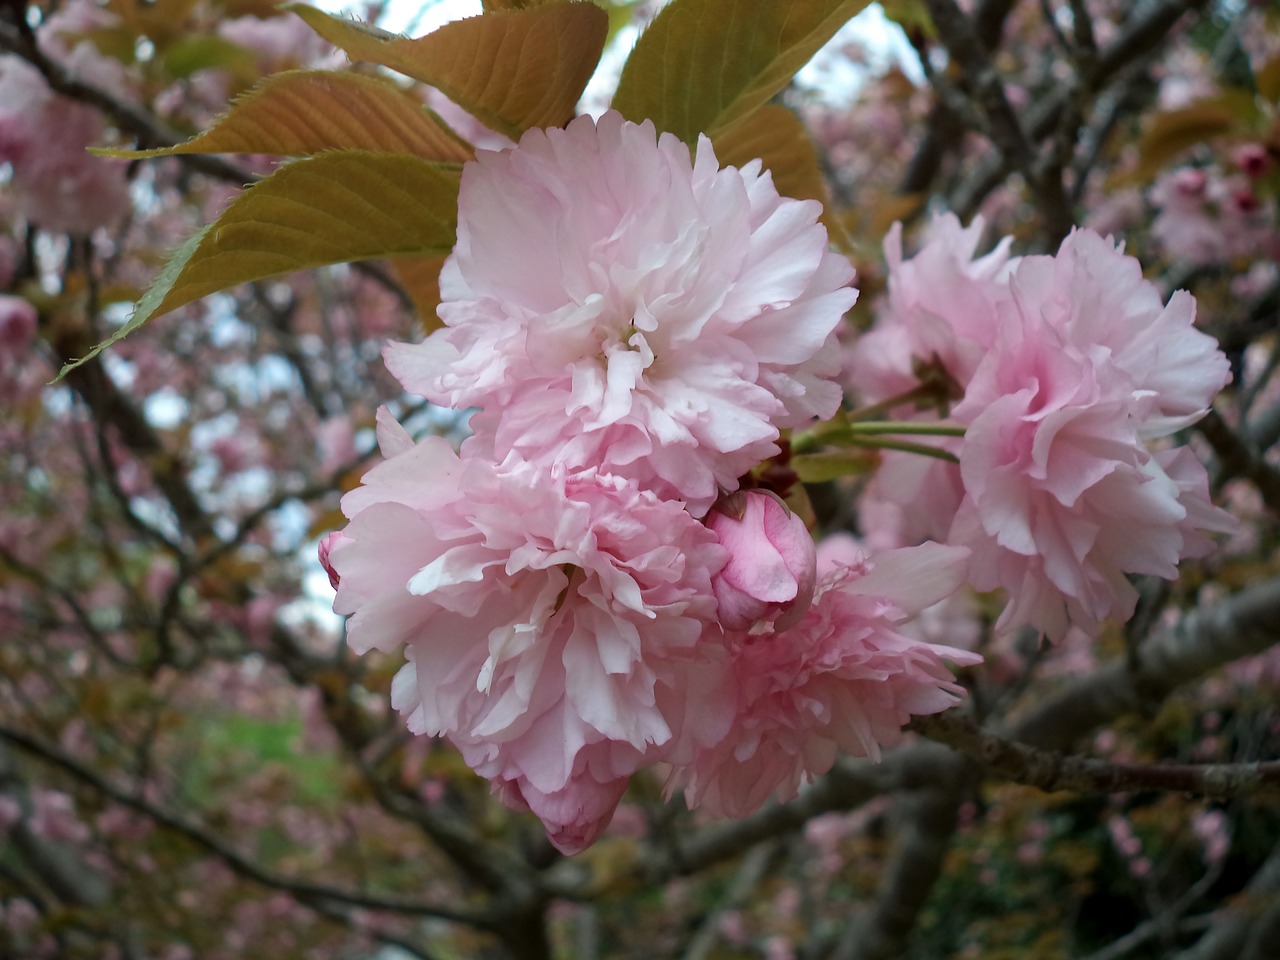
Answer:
1171;842;1280;960
1012;575;1280;750
922;0;1075;242
953;0;1211;221
0;724;498;927
1199;407;1280;513
832;753;971;960
910;711;1280;800
0;18;252;183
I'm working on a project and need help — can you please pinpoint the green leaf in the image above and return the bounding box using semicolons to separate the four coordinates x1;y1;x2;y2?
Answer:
1126;92;1258;183
612;0;873;142
288;2;608;141
603;0;643;46
56;152;459;380
97;70;472;162
161;33;256;78
390;254;449;332
1256;54;1280;104
791;449;879;483
482;0;564;9
878;0;933;38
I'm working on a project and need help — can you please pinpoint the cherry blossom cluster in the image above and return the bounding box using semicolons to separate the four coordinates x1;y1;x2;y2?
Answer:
1149;158;1279;268
323;112;980;853
849;214;1235;641
0;5;132;235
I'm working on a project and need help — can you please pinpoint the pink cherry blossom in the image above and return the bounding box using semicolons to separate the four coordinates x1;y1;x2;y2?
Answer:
949;229;1233;639
218;14;341;71
815;531;862;576
1150;166;1279;266
855;442;967;549
39;0;134;100
847;212;1018;403
490;771;629;855
384;111;858;515
327;421;732;853
706;491;817;632
671;543;980;819
846;214;1014;548
0;57;130;234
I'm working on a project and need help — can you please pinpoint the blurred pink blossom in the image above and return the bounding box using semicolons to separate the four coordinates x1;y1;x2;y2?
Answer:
0;295;36;350
38;0;133;100
28;789;89;844
1193;808;1231;864
425;88;515;152
1235;143;1271;178
1151;166;1278;265
218;14;340;71
815;531;862;576
0;796;20;833
316;416;356;474
0;57;130;234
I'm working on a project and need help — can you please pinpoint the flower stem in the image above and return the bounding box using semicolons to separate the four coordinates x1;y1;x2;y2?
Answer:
843;421;966;437
844;436;960;462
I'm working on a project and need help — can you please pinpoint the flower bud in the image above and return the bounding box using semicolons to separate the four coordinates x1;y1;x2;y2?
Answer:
0;295;36;351
1235;143;1270;179
707;491;817;632
318;531;347;590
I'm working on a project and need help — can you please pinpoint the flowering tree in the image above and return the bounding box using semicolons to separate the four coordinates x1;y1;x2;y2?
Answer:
3;0;1280;957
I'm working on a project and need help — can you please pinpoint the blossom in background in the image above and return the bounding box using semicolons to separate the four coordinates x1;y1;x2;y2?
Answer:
425;87;515;152
671;543;979;819
0;10;132;235
1149;165;1280;267
218;13;341;72
0;294;40;402
327;412;732;853
385;110;858;515
0;295;36;350
950;229;1234;639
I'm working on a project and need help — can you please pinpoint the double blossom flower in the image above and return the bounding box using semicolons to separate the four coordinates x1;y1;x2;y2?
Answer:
849;216;1234;640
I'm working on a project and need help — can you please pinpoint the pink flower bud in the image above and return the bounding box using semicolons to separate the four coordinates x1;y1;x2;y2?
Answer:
1233;187;1261;214
707;491;817;632
318;531;347;590
1235;143;1271;179
0;295;36;350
